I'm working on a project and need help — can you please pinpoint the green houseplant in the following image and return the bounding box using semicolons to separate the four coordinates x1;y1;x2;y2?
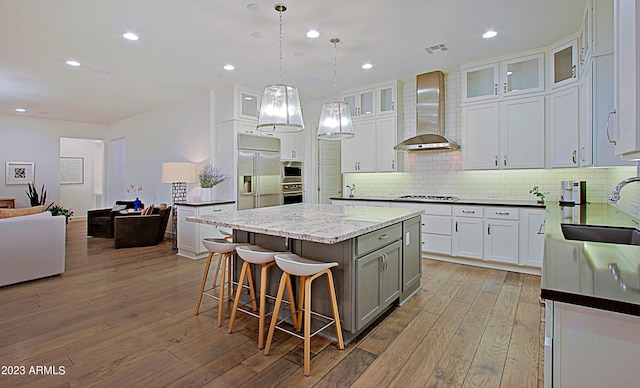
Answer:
46;203;74;223
529;186;549;204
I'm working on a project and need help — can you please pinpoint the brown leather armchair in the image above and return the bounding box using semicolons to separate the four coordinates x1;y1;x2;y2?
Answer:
87;201;143;238
114;206;172;249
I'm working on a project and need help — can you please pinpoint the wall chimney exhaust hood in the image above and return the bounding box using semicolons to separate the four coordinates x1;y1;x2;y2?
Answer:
394;71;459;152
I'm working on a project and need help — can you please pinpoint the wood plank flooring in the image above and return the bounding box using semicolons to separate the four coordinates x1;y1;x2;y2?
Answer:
0;220;545;387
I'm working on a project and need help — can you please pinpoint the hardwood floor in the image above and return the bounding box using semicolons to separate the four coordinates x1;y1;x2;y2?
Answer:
0;220;545;387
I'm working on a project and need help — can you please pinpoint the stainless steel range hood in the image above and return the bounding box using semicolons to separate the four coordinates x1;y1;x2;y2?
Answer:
394;71;460;152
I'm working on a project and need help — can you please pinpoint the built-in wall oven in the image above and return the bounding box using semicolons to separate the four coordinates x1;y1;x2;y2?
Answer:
281;161;303;204
282;183;304;204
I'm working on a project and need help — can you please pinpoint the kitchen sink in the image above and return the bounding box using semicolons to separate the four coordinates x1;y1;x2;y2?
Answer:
561;224;640;246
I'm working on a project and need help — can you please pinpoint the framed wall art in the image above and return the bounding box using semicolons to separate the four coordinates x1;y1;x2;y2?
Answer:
60;157;84;184
5;161;35;185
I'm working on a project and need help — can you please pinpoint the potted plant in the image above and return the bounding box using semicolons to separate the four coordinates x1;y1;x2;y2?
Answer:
529;186;549;204
46;203;74;223
26;182;47;207
198;164;228;202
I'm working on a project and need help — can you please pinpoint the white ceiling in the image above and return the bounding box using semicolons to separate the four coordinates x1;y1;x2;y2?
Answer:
0;0;586;125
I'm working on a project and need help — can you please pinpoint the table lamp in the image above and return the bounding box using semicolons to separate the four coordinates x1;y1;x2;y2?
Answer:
162;162;196;250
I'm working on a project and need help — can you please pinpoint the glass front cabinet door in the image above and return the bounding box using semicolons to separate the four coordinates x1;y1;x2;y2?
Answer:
551;39;578;89
462;63;499;103
501;53;544;97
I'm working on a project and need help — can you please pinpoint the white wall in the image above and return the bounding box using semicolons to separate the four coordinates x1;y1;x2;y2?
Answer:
0;114;107;208
343;72;640;214
107;90;213;206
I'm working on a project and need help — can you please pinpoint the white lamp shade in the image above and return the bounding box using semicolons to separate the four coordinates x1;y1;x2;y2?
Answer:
162;162;196;183
257;84;305;133
317;101;355;140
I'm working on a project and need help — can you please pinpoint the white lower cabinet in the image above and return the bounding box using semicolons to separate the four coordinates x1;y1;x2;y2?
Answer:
452;206;484;259
484;207;519;264
519;208;546;267
176;203;235;259
545;301;640;387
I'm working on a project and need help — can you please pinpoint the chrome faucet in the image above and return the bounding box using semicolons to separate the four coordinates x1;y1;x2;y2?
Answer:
608;177;640;203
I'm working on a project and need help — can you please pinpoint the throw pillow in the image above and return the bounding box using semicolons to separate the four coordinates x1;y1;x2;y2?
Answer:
142;204;155;216
112;204;127;211
0;205;45;219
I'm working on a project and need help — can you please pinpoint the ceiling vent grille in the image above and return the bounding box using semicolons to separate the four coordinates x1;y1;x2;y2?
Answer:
424;43;449;54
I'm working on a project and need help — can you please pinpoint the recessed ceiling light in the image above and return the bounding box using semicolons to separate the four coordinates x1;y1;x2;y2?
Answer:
247;3;260;12
251;32;264;39
122;32;139;41
15;108;26;113
306;30;320;38
482;30;498;39
362;63;373;70
224;64;235;71
66;60;81;67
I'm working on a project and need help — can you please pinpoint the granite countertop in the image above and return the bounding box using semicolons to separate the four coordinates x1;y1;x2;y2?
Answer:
176;200;235;207
186;203;423;244
331;196;545;208
541;203;640;316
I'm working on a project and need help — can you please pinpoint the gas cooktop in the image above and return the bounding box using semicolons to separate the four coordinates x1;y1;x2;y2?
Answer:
396;195;460;202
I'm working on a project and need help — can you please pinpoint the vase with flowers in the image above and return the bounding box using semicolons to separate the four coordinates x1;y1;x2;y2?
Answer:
198;164;228;202
126;184;143;210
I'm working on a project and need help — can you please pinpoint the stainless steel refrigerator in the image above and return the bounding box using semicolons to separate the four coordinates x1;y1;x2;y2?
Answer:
237;134;282;210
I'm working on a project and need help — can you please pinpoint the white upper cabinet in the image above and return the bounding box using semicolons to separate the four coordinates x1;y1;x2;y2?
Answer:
377;81;403;116
461;63;499;103
341;119;376;173
215;84;261;123
613;0;640;159
280;132;305;162
343;88;375;119
501;54;545;97
462;54;544;103
579;0;593;71
547;86;580;168
462;96;545;170
551;39;579;89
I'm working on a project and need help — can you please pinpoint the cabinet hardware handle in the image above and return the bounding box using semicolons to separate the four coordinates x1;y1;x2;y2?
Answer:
494;84;498;95
378;234;389;240
392;160;395;170
571;65;576;78
213;209;222;212
538;223;545;234
572;150;577;164
391;101;395;111
455;221;458;232
496;211;509;215
495;155;498;166
503;82;507;94
503;155;507;166
606;110;617;145
462;210;475;214
487;224;491;235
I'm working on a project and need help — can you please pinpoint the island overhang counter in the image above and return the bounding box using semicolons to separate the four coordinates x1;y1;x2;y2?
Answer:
187;203;423;342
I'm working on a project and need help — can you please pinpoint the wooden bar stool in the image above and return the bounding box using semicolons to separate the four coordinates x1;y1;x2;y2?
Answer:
264;253;344;376
194;237;244;327
228;245;297;349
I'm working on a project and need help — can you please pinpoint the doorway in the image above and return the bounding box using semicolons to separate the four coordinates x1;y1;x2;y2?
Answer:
317;140;342;204
59;137;104;219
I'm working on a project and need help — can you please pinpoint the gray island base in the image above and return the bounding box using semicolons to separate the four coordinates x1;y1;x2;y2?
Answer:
187;203;423;343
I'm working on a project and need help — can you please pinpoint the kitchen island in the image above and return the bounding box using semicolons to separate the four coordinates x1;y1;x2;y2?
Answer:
187;203;423;342
541;203;640;387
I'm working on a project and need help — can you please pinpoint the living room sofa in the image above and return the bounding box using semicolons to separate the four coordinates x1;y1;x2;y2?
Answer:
0;211;66;287
114;205;172;249
87;200;143;238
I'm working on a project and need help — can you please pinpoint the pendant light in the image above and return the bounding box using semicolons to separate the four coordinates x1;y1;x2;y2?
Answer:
257;3;304;133
317;38;354;140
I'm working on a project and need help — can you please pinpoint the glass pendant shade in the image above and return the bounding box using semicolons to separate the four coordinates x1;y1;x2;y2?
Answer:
257;83;304;133
317;101;354;140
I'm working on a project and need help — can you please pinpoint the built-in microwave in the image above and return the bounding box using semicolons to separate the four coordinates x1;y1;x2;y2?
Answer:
282;161;302;183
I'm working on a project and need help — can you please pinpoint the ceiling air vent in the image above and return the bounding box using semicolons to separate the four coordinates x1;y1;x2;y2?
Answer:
424;43;449;55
